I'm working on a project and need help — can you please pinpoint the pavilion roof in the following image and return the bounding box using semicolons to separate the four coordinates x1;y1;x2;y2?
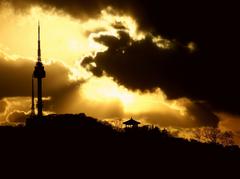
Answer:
123;118;140;125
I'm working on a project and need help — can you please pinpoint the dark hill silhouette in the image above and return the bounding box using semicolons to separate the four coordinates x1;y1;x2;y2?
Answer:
0;113;239;177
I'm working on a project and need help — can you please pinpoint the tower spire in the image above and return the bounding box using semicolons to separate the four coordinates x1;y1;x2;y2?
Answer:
38;21;41;62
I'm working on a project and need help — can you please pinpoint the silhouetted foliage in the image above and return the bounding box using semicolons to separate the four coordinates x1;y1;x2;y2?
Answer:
192;127;234;146
0;113;239;177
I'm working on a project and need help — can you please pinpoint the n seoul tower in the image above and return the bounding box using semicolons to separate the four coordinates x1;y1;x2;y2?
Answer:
33;22;46;117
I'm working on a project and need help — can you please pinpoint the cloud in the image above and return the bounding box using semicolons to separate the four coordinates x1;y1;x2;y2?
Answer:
1;0;109;19
135;100;219;128
185;102;219;128
218;113;240;145
7;110;28;123
0;51;83;120
2;1;238;43
0;51;79;99
3;0;240;116
0;100;7;113
81;31;240;115
81;32;193;97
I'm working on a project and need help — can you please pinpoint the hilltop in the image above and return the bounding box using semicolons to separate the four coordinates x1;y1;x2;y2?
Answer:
0;113;239;176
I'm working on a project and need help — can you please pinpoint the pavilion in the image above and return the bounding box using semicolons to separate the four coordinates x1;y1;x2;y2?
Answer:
123;118;140;128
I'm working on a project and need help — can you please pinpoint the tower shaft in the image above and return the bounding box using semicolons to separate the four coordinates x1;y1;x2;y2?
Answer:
37;77;43;116
31;74;35;116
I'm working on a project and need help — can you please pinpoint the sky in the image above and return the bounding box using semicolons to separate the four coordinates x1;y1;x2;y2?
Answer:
0;0;240;144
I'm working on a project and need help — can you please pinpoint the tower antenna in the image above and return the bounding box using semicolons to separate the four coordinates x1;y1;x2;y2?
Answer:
38;21;41;62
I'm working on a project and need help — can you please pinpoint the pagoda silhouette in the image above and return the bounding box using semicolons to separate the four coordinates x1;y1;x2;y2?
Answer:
123;117;140;128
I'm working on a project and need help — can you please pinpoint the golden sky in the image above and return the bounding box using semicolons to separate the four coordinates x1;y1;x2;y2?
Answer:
0;4;195;125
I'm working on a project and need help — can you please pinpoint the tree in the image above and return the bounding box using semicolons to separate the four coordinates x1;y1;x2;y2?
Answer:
201;127;221;144
218;131;234;146
193;128;202;141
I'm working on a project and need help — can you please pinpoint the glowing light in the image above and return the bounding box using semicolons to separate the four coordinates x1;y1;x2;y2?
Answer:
81;76;187;117
100;7;145;40
81;76;134;106
187;42;196;52
152;35;171;49
68;39;82;52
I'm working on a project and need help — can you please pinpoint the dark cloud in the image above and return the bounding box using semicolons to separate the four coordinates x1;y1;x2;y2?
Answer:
0;54;82;114
7;110;27;123
82;32;195;97
81;32;192;93
185;102;219;128
0;57;37;99
111;21;128;30
82;31;240;115
3;0;239;42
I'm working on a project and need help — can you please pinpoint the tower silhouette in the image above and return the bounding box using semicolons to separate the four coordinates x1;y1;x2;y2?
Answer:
31;73;35;116
33;22;46;117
